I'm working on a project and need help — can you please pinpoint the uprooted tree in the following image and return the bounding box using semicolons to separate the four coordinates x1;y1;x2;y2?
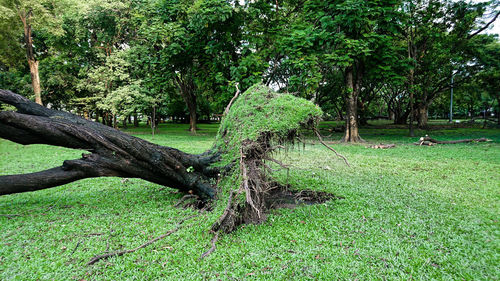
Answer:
0;84;342;235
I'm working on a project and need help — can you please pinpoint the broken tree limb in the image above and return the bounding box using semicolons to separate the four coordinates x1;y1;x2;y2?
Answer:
368;144;396;149
414;135;491;146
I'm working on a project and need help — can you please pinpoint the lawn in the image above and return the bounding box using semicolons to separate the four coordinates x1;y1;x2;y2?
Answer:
1;122;499;280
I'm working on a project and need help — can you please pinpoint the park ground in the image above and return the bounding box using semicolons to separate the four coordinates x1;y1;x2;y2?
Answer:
0;120;499;280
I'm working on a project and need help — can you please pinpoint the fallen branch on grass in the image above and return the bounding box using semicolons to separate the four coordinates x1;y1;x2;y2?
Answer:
368;144;396;149
0;214;21;219
414;135;491;146
87;215;197;265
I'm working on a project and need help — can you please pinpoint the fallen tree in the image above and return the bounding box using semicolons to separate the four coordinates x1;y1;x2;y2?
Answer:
0;84;343;237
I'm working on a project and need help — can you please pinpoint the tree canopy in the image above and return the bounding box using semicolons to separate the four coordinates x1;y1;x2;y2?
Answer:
0;0;498;136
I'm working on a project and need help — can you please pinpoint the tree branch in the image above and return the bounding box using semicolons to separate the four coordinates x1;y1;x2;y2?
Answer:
467;10;500;39
0;167;88;195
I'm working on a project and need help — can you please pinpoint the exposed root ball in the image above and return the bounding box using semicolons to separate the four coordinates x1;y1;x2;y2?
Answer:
209;84;333;233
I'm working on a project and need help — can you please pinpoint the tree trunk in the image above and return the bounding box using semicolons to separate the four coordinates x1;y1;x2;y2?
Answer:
20;11;42;105
388;109;395;120
28;59;42;105
188;101;197;133
0;90;218;199
497;97;500;125
106;113;112;127
342;66;363;143
407;26;416;137
174;75;198;133
151;106;156;138
134;111;139;127
394;114;407;125
417;105;428;128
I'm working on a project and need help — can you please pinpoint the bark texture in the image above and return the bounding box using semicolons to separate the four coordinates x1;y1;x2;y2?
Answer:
417;105;429;129
342;65;364;143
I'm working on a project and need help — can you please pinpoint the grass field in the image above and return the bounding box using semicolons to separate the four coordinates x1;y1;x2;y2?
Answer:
1;122;499;280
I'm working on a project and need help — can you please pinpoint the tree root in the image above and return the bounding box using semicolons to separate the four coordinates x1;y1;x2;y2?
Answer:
240;147;261;219
313;128;350;167
224;83;240;115
174;194;199;208
199;232;219;260
87;215;197;265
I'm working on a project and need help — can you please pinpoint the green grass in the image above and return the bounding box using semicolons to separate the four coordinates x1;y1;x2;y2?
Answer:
0;122;499;280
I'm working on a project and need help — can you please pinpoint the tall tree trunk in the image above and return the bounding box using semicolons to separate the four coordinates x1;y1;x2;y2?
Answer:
188;97;197;133
342;66;363;143
407;1;415;137
20;10;42;105
134;111;139;127
27;59;41;104
175;75;197;133
151;106;156;138
417;104;428;128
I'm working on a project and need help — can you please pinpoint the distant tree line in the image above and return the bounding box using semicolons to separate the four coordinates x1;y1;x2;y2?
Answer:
0;0;499;140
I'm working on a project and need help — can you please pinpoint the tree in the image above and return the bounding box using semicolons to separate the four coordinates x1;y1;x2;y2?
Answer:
0;84;333;234
282;0;402;142
78;49;144;128
133;0;244;133
0;0;65;105
402;0;497;128
473;36;500;124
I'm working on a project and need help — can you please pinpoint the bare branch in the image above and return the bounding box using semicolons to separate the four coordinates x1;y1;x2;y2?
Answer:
87;215;197;265
224;83;240;115
313;128;350;167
